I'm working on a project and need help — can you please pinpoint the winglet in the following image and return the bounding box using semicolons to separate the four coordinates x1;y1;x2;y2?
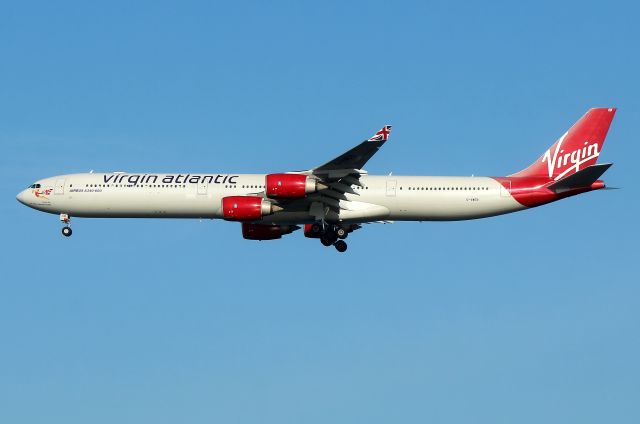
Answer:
313;125;393;173
368;125;392;142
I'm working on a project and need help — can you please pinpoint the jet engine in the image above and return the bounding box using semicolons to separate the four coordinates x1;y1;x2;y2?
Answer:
221;196;281;221
265;174;325;198
242;223;300;240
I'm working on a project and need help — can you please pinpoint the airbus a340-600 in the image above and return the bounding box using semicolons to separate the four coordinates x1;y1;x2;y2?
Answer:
17;108;616;252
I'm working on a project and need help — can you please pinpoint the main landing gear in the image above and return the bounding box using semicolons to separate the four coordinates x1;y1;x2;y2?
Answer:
60;213;72;237
334;240;347;252
314;223;349;253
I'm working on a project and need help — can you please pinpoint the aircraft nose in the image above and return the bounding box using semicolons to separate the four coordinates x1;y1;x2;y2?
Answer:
16;190;27;205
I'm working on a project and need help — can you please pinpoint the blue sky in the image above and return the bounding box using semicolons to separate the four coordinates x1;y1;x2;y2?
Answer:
1;1;639;423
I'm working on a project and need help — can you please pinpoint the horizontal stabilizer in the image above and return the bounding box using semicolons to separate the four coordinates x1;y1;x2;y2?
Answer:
547;163;612;193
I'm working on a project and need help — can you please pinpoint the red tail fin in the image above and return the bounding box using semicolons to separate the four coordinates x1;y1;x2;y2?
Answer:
511;108;616;181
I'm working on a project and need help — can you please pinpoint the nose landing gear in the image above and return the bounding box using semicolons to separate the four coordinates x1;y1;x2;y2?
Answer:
60;214;72;237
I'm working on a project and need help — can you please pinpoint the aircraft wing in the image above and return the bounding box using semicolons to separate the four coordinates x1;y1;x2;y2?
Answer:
311;125;392;180
294;125;392;220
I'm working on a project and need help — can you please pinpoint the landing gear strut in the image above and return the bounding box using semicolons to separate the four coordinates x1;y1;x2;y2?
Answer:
60;213;72;237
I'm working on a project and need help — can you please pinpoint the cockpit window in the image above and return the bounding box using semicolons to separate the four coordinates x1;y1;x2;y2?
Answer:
27;184;41;189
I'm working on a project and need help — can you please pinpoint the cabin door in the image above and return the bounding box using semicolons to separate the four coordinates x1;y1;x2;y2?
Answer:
197;180;208;195
54;178;66;195
500;180;512;197
386;179;397;196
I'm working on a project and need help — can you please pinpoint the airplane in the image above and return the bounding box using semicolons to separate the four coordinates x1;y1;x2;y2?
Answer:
16;108;616;252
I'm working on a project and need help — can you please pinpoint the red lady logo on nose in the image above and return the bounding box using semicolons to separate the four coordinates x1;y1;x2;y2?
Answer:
33;188;52;198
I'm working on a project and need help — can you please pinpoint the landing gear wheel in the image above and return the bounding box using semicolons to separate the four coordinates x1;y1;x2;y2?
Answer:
59;214;72;237
323;231;338;244
334;240;347;252
321;236;334;246
336;227;347;239
309;223;323;236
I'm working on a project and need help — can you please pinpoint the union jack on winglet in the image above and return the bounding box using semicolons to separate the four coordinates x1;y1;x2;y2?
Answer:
368;125;392;142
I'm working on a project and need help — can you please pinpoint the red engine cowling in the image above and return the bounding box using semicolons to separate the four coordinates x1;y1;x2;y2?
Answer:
242;223;300;240
266;174;320;198
222;196;277;221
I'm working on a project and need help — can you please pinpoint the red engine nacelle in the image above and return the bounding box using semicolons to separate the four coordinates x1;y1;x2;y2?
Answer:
265;173;322;198
242;223;300;240
221;196;278;221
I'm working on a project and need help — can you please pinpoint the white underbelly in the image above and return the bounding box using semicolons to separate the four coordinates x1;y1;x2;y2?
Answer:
50;191;220;218
390;193;523;220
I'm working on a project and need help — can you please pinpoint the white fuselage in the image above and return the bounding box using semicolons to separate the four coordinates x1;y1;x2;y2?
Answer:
17;172;525;223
